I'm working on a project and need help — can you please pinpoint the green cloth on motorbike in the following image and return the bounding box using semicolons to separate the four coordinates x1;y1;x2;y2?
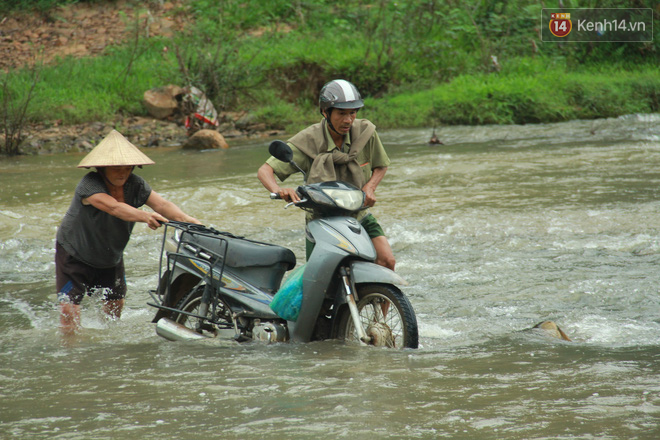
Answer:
269;263;305;321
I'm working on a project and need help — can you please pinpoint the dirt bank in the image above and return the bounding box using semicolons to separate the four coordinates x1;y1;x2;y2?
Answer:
0;0;186;72
21;114;284;156
1;1;281;155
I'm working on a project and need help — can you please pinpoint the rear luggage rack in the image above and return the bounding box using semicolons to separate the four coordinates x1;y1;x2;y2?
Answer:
148;221;229;320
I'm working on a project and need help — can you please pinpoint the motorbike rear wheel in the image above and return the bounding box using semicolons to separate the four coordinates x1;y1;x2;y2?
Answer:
336;283;419;349
171;286;232;337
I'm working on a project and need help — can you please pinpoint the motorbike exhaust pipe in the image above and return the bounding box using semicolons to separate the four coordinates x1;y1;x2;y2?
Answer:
155;318;209;341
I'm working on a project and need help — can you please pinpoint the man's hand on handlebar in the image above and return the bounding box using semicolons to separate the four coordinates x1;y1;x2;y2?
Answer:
274;187;301;204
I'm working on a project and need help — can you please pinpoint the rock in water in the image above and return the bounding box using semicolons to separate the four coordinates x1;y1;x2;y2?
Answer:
531;320;572;341
183;129;229;150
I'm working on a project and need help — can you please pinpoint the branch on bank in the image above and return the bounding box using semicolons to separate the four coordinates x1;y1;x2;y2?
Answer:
1;60;40;156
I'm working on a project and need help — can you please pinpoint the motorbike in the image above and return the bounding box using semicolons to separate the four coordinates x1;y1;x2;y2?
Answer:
148;140;419;348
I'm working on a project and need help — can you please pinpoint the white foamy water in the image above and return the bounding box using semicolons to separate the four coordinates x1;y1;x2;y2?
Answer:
1;114;660;439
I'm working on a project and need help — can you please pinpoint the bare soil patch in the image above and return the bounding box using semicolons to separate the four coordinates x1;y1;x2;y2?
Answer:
1;1;281;155
0;0;186;72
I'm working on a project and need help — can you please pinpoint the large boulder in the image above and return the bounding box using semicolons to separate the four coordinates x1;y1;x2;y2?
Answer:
183;129;229;150
143;85;182;119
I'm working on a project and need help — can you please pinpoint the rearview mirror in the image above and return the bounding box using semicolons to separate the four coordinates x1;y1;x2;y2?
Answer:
268;140;293;163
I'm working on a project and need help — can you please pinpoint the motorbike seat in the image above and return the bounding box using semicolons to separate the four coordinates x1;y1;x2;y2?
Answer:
185;232;295;270
224;238;296;270
177;229;296;293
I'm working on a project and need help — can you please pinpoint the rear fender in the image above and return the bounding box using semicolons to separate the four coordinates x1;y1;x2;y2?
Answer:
152;272;201;322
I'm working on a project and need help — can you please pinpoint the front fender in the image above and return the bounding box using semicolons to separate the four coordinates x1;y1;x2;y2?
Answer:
350;261;408;286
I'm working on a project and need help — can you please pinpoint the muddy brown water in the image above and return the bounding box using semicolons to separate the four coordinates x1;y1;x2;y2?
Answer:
1;114;660;439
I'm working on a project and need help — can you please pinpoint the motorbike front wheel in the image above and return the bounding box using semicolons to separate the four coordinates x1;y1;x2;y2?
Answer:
171;286;233;337
336;283;419;349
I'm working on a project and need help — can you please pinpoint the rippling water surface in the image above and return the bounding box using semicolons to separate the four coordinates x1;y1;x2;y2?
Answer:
1;115;660;439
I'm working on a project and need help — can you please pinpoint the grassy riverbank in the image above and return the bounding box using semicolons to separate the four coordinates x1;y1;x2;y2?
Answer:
372;59;660;127
1;0;659;153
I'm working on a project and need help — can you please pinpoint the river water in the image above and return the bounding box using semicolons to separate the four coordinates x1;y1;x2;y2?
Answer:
1;114;660;439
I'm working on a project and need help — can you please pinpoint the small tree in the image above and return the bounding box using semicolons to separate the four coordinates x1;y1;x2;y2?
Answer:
1;63;40;156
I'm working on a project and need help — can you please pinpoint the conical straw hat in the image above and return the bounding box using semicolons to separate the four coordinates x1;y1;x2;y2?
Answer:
77;129;155;168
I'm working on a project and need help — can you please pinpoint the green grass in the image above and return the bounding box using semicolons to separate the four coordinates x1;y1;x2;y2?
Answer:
367;59;660;128
5;42;180;124
1;0;659;142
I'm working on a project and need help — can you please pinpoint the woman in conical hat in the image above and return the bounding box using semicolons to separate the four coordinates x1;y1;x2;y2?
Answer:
56;130;200;336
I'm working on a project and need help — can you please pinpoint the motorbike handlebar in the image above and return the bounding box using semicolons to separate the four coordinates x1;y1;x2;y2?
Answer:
269;192;308;209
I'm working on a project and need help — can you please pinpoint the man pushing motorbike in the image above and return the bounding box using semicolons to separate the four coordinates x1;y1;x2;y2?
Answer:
257;79;395;270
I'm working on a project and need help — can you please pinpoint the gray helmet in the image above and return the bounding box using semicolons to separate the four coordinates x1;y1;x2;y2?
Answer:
319;79;364;113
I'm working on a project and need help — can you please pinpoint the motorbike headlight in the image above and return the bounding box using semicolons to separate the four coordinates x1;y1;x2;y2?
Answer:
321;188;364;211
307;188;334;206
